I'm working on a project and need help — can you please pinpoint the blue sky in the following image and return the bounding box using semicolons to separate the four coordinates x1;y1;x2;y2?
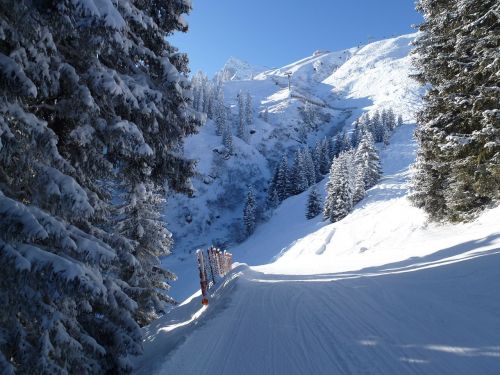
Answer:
171;0;422;76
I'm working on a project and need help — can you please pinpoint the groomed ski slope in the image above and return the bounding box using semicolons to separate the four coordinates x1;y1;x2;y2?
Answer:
134;123;500;375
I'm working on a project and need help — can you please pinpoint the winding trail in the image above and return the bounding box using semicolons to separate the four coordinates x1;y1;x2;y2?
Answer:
136;247;500;375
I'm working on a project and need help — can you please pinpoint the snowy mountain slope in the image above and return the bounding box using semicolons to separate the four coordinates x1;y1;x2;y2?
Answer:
219;57;269;81
324;33;422;118
255;47;356;86
135;123;500;374
163;33;423;301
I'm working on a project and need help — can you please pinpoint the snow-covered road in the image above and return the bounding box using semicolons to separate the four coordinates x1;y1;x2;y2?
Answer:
136;244;500;375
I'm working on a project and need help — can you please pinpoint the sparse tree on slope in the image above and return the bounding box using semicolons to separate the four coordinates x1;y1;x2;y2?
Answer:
245;92;253;127
290;149;309;195
355;132;381;189
303;148;317;186
306;187;322;219
276;155;290;201
324;152;354;223
243;187;257;237
397;114;403;128
215;88;227;136
312;141;324;179
222;125;234;155
237;91;247;141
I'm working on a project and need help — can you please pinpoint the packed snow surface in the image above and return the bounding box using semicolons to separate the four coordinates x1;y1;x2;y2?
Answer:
135;34;500;374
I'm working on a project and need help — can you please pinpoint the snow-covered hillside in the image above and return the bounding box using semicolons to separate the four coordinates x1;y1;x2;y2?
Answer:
164;33;423;301
134;121;500;374
133;33;500;375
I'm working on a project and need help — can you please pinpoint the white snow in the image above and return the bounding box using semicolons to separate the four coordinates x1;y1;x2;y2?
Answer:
218;57;269;81
72;0;126;29
134;32;500;374
164;33;425;302
135;120;500;374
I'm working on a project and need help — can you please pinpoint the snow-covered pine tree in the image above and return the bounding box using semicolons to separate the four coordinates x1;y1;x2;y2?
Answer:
333;133;345;155
0;0;200;373
306;187;322;219
320;138;332;175
303;148;317;186
386;108;396;131
353;164;367;204
397;114;403;128
312;141;323;182
245;92;253;127
336;132;346;153
206;85;215;119
343;131;353;151
222;125;234;156
243;187;257;237
351;118;362;147
266;164;279;206
191;71;208;112
381;108;389;130
411;0;500;221
266;184;280;209
323;152;354;223
360;112;371;131
115;182;177;325
327;136;338;161
215;89;227;136
237;91;247;141
290;149;309;195
344;149;357;196
371;110;384;143
276;155;290;201
355;132;382;189
382;123;391;146
202;77;213;115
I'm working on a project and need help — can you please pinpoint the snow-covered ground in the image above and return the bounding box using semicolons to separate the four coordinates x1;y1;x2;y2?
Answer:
134;121;500;374
164;33;423;301
133;33;500;374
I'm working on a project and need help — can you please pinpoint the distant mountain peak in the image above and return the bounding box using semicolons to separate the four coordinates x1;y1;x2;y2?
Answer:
218;57;269;81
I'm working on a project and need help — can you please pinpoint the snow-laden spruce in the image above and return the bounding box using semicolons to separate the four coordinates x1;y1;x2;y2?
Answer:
0;1;200;373
411;0;500;222
243;187;257;237
306;186;322;219
324;131;381;223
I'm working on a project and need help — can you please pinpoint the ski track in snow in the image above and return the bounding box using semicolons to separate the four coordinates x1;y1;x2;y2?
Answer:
134;34;500;374
136;249;500;375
